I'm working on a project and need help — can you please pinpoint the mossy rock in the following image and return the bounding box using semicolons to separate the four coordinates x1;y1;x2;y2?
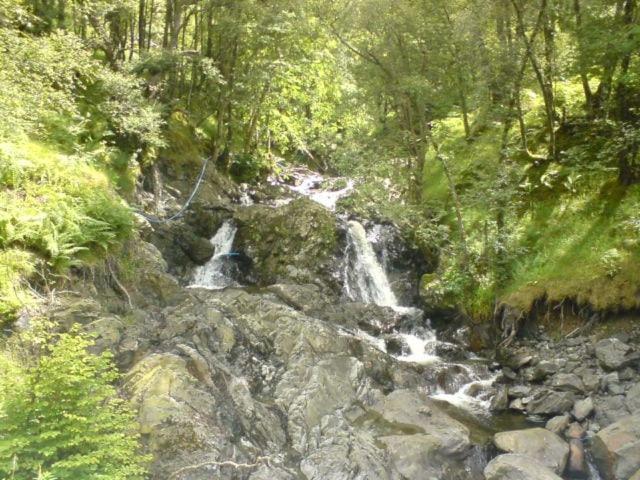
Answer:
234;198;338;287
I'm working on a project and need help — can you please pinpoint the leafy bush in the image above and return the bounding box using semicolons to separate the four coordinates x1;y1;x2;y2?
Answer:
0;330;148;479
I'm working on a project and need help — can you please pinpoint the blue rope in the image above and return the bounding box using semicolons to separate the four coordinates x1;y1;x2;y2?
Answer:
136;156;211;224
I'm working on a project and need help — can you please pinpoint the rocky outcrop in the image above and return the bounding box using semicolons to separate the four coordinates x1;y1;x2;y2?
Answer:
234;199;339;288
592;415;640;480
493;428;569;474
484;454;563;480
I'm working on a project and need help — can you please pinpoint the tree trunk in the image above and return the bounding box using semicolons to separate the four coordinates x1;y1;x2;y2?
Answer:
138;0;146;53
511;0;556;159
573;0;594;115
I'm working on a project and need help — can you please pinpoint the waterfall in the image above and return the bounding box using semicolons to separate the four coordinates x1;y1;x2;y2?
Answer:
190;220;238;290
344;220;399;307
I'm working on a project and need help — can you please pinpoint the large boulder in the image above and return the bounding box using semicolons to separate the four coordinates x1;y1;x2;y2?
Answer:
493;428;569;474
234;199;338;287
592;415;640;480
484;454;563;480
595;338;634;371
372;390;472;480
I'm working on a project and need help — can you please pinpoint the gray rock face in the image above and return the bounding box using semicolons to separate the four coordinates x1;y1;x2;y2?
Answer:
493;428;569;474
592;415;640;480
527;389;575;416
484;454;563;480
595;338;633;371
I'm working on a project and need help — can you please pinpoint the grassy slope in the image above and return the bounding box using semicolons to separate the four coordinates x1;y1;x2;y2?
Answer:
0;139;133;322
422;84;640;318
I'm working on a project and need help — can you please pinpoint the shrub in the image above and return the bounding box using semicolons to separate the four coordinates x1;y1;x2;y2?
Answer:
0;330;148;479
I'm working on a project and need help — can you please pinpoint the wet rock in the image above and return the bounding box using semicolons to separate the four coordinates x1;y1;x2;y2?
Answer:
527;389;575;416
509;398;525;412
595;338;634;371
592;415;640;480
502;367;518;381
484;454;563;480
567;422;586;439
493;428;569;474
500;349;534;371
178;231;215;264
551;373;585;393
567;438;588;479
371;390;472;457
546;414;571;435
572;397;594;421
491;386;510;411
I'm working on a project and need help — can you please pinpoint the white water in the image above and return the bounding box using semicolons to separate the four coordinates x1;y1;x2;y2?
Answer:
272;169;354;210
344;220;399;307
342;219;497;414
190;220;238;290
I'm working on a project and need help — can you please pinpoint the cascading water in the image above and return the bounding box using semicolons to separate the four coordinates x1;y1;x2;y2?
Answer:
344;220;399;307
343;219;497;414
190;220;238;290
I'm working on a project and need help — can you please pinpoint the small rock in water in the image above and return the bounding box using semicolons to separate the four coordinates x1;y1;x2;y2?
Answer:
567;438;589;479
502;366;518;381
566;422;586;439
491;386;509;411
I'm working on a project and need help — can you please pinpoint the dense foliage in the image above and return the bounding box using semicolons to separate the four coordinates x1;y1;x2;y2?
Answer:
0;329;148;479
1;0;640;473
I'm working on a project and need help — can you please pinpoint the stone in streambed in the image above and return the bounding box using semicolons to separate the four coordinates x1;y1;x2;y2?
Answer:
592;414;640;480
551;373;585;393
491;385;510;411
484;454;563;480
567;438;589;479
493;428;569;474
527;389;575;416
546;414;571;435
573;397;595;421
